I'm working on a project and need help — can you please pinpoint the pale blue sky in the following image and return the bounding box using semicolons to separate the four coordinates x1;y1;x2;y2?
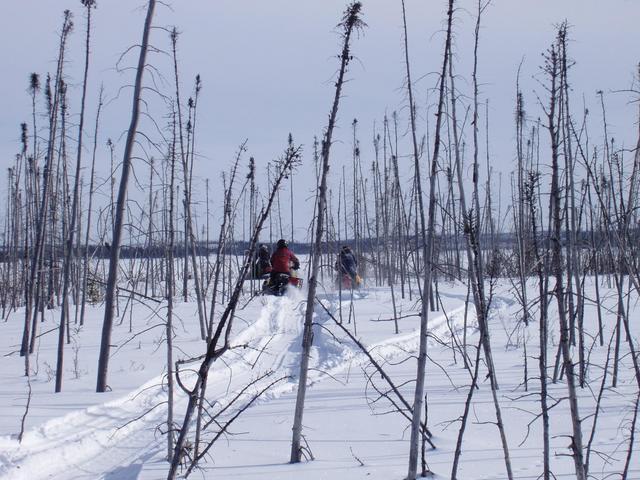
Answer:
1;1;638;239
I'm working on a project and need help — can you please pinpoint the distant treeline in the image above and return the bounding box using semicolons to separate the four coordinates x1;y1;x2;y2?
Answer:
2;230;633;262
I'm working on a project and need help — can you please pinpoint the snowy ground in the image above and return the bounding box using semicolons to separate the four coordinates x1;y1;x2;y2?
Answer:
0;274;638;479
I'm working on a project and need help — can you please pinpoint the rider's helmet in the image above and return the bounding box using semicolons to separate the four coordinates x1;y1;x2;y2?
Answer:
277;238;288;249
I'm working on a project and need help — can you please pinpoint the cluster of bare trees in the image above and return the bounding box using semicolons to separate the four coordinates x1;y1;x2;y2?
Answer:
290;1;640;478
2;0;640;479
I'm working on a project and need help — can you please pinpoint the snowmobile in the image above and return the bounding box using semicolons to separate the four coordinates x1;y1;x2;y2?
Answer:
261;270;303;296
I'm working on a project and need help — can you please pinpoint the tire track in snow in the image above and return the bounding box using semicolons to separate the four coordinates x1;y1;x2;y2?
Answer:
0;289;467;480
313;295;468;383
0;292;308;480
0;373;170;480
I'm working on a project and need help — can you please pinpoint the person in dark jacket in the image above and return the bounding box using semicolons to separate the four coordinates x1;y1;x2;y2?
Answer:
255;244;272;277
337;245;358;281
270;239;300;274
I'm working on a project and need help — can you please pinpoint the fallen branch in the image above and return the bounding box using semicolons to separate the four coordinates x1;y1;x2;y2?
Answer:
316;297;435;447
186;374;289;476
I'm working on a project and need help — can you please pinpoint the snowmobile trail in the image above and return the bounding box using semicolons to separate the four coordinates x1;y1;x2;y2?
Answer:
0;292;308;480
0;289;467;480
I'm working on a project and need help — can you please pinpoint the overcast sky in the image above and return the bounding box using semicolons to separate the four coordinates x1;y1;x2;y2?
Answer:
1;1;638;239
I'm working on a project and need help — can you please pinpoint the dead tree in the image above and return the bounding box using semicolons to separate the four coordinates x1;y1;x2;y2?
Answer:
206;142;245;340
525;169;552;479
557;24;585;386
23;11;72;359
96;0;156;393
289;1;365;463
575;97;640;394
405;0;453;476
168;139;301;480
170;28;207;341
56;0;96;393
545;38;587;480
514;66;530;326
447;4;513;475
165;107;178;461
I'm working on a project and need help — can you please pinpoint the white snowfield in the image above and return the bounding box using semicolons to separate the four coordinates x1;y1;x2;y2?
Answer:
0;279;638;479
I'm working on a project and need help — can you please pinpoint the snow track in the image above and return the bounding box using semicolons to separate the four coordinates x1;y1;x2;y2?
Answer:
0;293;305;480
2;280;637;479
0;288;465;480
0;373;169;479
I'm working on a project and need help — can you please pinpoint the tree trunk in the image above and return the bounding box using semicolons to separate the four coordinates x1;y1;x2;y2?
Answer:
405;0;453;476
546;38;587;480
96;0;156;392
56;0;94;393
290;2;363;463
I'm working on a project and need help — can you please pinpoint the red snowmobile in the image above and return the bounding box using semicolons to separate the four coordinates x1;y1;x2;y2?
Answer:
261;270;303;296
261;239;303;296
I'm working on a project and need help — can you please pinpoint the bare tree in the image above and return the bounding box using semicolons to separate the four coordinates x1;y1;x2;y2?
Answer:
23;11;73;360
405;0;453;476
78;85;103;326
56;0;96;393
165;106;178;461
545;35;586;480
168;139;301;479
96;0;156;393
170;28;207;341
290;1;365;463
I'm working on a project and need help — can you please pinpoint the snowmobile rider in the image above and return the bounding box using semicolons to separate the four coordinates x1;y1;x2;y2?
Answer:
270;239;300;277
338;245;358;282
255;243;272;277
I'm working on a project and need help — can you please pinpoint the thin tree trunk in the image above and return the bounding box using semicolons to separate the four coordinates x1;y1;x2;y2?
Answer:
546;39;586;480
290;2;363;463
57;0;94;392
96;0;156;392
165;109;177;461
448;17;512;474
170;28;207;341
405;0;453;476
24;14;72;358
168;140;300;479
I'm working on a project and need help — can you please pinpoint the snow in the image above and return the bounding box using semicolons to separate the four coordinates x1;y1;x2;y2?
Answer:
0;275;638;479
